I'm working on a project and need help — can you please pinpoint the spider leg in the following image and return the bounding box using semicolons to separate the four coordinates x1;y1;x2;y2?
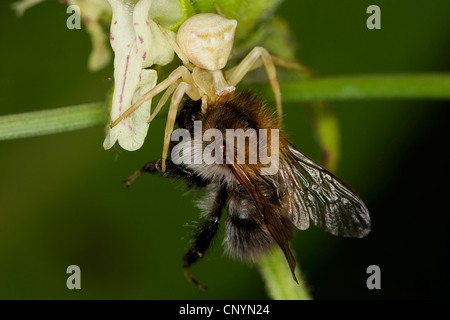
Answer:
226;47;283;126
271;56;311;77
225;56;310;79
148;81;179;123
157;24;190;66
161;81;201;172
110;66;194;128
201;95;208;114
213;2;225;17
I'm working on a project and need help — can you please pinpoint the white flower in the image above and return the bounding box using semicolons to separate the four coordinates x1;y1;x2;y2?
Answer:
103;0;182;151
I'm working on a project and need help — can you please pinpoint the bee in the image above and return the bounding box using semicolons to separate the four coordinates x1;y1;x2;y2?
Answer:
126;91;371;290
112;12;370;289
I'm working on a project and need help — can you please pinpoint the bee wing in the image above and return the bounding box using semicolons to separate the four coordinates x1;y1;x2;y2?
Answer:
228;161;298;283
282;144;371;238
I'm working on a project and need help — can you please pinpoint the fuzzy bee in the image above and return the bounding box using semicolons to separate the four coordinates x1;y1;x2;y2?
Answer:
112;12;370;289
126;91;371;290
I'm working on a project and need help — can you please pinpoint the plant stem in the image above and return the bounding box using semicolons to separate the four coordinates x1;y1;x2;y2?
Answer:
253;73;450;102
0;102;106;141
0;73;449;142
258;247;311;300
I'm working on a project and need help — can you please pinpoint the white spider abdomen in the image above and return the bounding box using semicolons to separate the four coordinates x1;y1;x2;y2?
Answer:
177;13;237;71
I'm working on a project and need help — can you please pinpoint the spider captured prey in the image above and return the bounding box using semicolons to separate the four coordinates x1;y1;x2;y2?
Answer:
111;12;370;289
126;92;371;290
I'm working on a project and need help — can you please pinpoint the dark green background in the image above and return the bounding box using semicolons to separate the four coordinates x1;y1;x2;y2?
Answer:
0;0;449;299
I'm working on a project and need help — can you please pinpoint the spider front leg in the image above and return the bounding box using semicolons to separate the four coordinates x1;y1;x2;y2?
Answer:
148;82;178;123
226;47;283;126
161;81;201;172
110;66;195;128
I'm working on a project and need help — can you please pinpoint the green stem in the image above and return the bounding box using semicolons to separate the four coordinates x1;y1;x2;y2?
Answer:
253;73;450;102
0;73;449;142
0;102;106;141
258;247;311;300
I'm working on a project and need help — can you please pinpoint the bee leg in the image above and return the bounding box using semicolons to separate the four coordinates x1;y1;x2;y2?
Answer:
126;157;209;189
183;186;228;290
124;161;159;187
160;159;209;188
124;157;185;186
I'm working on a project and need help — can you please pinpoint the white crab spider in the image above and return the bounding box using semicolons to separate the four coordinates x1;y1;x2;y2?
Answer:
111;13;298;172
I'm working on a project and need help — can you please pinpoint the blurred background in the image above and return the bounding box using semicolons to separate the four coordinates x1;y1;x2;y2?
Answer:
0;0;449;299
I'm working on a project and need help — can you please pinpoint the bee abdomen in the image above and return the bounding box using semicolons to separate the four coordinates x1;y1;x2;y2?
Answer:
224;213;274;261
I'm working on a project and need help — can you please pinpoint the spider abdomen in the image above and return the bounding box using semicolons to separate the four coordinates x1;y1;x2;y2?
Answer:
177;13;237;71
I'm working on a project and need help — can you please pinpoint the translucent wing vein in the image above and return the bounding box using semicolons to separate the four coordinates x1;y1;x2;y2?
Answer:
282;144;371;237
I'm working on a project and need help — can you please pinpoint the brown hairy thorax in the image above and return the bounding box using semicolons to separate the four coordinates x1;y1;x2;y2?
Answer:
196;92;287;181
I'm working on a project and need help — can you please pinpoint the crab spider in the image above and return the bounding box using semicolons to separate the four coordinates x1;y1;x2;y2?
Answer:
111;13;305;172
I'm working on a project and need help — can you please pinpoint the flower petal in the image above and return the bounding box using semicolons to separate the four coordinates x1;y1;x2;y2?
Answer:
104;0;181;151
103;68;157;150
